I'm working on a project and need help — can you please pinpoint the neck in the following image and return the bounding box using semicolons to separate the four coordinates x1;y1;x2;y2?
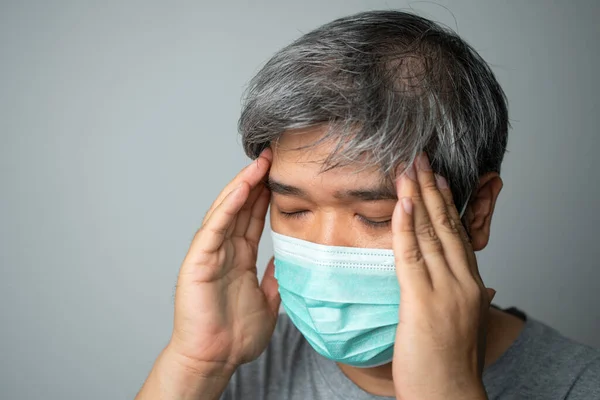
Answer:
336;308;525;397
337;362;395;397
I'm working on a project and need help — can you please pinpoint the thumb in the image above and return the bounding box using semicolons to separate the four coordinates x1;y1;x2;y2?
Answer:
260;257;281;317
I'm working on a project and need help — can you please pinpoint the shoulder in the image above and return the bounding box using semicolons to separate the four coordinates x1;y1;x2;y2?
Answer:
490;317;600;399
565;354;600;399
537;323;600;399
526;319;599;372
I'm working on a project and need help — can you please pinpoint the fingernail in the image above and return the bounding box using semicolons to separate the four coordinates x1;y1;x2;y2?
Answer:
401;197;413;214
417;153;431;171
405;163;417;181
258;148;273;164
435;174;448;189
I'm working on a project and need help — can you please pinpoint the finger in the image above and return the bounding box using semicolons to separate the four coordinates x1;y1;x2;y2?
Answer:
436;178;483;286
415;153;471;281
225;214;238;239
260;257;281;318
392;173;432;291
203;148;272;225
245;185;271;246
399;159;453;284
233;181;267;238
193;182;250;255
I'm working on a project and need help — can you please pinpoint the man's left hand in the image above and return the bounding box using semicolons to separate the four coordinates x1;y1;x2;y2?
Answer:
391;153;493;400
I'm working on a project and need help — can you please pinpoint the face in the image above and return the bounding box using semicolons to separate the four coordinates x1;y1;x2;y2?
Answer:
268;126;396;249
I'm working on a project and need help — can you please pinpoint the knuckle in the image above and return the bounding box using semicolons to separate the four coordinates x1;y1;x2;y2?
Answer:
400;246;424;264
192;226;205;242
245;234;260;248
207;223;227;236
399;223;415;234
434;211;458;234
411;192;424;204
184;241;215;265
416;222;439;243
463;282;484;304
421;178;438;191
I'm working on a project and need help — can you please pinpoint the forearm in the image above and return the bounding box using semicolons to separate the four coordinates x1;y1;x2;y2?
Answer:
135;346;235;400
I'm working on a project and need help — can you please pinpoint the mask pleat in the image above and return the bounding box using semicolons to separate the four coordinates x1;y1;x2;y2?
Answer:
274;258;399;305
305;300;399;333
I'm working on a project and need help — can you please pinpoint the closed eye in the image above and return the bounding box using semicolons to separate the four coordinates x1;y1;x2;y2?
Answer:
357;215;392;229
279;210;309;219
279;211;391;228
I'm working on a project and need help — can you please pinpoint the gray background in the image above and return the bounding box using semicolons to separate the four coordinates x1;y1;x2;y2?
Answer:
1;1;599;399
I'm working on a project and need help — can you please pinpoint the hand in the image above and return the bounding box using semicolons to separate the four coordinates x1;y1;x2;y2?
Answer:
167;148;280;375
391;153;493;400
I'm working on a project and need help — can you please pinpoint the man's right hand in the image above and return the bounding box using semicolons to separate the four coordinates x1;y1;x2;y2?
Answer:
136;148;280;400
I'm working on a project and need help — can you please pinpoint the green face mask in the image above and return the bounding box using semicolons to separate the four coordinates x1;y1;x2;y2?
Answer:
272;230;399;368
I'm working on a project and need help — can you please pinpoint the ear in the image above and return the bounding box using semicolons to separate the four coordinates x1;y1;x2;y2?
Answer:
465;172;503;251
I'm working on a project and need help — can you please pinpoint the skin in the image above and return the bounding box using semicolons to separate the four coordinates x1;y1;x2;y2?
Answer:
136;126;524;400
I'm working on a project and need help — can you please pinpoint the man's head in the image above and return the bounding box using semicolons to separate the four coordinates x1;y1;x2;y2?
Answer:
239;10;508;251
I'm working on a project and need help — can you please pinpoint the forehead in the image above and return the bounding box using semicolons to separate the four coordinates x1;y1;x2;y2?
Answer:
270;126;387;188
271;126;335;163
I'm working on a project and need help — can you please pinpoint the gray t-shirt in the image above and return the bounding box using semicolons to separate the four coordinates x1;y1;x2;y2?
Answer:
221;309;600;399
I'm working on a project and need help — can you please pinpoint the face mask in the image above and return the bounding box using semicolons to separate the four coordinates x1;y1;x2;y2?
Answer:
272;200;469;368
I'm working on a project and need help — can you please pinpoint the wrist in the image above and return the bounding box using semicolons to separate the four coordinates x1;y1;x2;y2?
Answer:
162;343;238;380
136;346;237;400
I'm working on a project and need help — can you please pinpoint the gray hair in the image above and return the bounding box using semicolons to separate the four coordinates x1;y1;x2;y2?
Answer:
238;10;509;212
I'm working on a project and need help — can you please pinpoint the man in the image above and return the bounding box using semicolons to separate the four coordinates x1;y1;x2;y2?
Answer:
137;10;600;399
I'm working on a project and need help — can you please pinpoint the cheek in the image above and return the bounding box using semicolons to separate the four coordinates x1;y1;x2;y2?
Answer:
356;229;393;249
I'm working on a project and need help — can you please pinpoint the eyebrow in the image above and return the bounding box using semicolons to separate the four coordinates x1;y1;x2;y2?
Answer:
265;178;306;197
265;178;397;201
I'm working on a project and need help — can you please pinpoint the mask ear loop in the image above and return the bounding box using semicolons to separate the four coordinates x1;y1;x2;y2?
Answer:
458;198;469;219
457;197;472;242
